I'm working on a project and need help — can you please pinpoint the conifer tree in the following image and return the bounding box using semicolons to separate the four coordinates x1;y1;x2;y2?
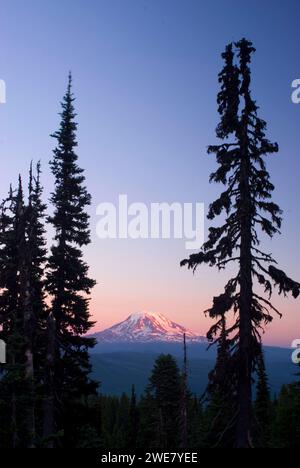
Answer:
26;162;47;360
179;333;188;448
127;385;139;448
22;163;47;447
45;74;97;445
147;354;181;448
254;352;271;447
0;166;47;448
187;396;204;448
181;39;300;447
204;316;236;447
272;382;300;448
137;390;158;448
0;180;25;447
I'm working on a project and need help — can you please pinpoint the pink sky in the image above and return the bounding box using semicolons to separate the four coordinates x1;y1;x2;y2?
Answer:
87;236;299;348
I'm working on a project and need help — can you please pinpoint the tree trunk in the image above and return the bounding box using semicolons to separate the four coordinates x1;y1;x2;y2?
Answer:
23;278;36;448
237;126;253;448
43;313;56;448
11;353;19;448
180;333;188;448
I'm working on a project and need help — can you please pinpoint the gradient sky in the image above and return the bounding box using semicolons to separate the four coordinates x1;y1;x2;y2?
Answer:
1;0;300;346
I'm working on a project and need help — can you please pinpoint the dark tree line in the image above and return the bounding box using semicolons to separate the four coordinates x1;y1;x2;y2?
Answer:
181;39;299;447
62;353;300;449
0;75;97;448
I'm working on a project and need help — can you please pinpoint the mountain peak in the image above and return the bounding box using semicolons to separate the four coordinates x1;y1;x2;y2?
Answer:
128;310;158;320
94;311;206;343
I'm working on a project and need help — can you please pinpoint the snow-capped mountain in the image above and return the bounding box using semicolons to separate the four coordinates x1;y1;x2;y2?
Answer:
94;311;206;343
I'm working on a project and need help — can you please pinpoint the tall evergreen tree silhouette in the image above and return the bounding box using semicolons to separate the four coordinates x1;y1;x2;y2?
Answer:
0;167;46;448
181;39;300;447
26;162;47;358
0;180;26;447
45;74;97;445
22;163;47;447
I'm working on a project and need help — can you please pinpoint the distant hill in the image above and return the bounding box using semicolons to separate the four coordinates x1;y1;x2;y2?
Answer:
90;343;298;397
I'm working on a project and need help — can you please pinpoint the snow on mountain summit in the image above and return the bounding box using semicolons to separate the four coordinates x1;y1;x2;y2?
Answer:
94;311;206;343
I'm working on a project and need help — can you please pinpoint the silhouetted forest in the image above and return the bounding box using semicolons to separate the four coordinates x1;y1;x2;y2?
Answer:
80;354;300;449
0;40;299;449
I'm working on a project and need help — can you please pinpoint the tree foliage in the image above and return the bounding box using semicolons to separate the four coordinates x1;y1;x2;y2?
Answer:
45;74;97;445
181;38;299;447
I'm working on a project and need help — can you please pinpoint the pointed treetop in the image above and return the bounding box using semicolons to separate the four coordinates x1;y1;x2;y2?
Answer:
28;161;33;196
17;174;23;197
67;71;73;96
